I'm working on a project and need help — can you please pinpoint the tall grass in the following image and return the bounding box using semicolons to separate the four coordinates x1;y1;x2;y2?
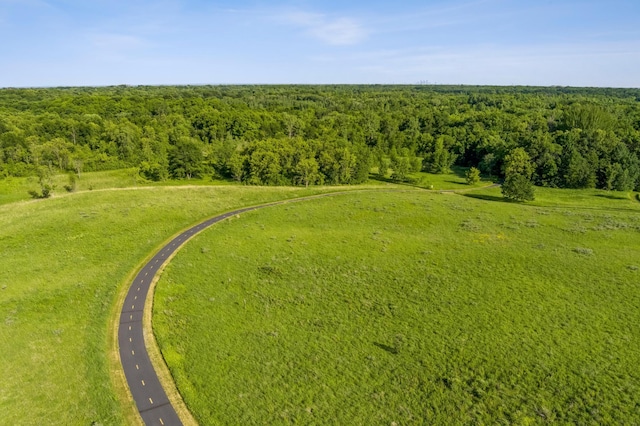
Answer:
0;183;355;424
154;188;640;424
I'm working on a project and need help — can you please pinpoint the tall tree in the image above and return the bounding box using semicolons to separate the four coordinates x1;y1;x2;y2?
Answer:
294;157;320;187
169;137;204;179
502;147;534;201
422;136;457;174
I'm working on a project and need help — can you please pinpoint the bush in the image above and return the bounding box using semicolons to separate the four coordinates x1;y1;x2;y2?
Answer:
28;167;55;199
63;172;77;193
573;247;594;256
466;167;481;185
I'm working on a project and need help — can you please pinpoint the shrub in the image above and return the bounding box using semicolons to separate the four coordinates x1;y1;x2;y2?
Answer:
64;172;77;193
573;247;594;256
466;167;481;185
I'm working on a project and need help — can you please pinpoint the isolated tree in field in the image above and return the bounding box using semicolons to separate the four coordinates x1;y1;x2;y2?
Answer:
503;147;533;178
502;148;534;201
502;174;535;201
466;167;480;185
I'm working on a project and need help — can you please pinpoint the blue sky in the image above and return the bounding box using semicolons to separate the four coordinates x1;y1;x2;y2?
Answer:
1;0;639;87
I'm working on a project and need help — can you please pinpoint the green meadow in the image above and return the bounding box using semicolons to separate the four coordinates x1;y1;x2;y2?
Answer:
154;188;640;425
0;175;357;425
0;168;240;206
2;167;638;425
372;165;496;191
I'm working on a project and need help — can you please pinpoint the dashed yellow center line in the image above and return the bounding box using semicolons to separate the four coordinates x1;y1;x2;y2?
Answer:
141;380;145;386
131;305;135;309
129;337;132;342
145;272;148;276
134;296;137;300
136;364;139;370
128;325;131;331
159;418;164;425
129;314;133;320
131;350;135;355
149;397;153;404
137;287;140;291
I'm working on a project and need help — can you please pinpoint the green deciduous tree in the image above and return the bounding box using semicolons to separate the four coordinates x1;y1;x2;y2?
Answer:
169;137;204;179
375;152;388;178
503;147;533;179
294;157;320;187
390;155;411;181
502;148;534;201
227;151;248;182
422;136;456;174
502;173;535;201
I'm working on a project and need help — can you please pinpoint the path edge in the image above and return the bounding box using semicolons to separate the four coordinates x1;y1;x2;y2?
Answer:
110;187;412;424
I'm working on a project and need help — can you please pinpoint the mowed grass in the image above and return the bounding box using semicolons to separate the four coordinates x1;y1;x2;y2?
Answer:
0;182;359;425
154;188;640;425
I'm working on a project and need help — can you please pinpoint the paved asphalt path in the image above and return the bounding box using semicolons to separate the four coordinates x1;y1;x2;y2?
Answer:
118;204;276;425
117;186;500;425
118;193;347;425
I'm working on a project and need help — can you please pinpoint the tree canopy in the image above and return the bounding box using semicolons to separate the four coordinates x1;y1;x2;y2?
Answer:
0;85;639;190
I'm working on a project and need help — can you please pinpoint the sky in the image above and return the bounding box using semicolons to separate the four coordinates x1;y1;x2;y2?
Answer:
1;0;639;87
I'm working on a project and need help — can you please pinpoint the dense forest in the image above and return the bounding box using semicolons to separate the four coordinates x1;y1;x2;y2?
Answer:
1;85;639;191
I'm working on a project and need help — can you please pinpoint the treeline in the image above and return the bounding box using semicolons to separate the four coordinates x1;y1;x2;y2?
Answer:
1;85;639;190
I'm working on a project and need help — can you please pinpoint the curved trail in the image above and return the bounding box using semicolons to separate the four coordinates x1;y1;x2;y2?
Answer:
117;192;351;425
117;185;498;425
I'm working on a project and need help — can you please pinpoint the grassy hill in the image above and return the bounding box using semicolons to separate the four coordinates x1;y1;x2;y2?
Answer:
153;187;640;424
1;167;638;424
0;175;352;424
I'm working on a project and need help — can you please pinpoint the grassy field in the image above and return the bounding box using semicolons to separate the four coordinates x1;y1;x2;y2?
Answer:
154;187;640;425
372;165;495;191
0;178;368;424
0;168;239;206
0;166;493;206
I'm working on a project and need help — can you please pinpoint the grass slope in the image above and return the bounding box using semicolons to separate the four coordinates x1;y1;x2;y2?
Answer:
154;188;640;425
0;168;239;206
0;183;359;425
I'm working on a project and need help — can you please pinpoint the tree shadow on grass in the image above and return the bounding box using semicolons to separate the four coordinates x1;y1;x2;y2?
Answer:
369;175;430;191
373;342;398;355
450;166;469;179
593;193;629;201
462;193;516;203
